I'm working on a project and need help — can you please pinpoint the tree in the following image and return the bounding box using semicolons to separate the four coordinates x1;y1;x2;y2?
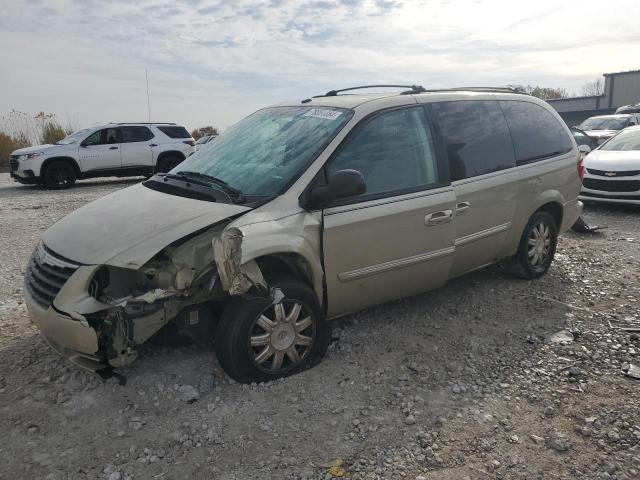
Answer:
510;85;568;100
191;126;219;140
41;121;69;144
0;131;30;172
580;78;604;97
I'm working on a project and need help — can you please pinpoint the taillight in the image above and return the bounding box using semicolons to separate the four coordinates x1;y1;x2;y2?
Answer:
183;140;195;147
577;158;585;182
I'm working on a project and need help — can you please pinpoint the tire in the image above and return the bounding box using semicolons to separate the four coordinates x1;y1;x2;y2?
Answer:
42;161;77;189
155;155;182;173
215;279;331;383
507;210;558;279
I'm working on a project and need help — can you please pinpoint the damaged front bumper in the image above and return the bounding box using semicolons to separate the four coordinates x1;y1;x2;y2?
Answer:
25;287;107;371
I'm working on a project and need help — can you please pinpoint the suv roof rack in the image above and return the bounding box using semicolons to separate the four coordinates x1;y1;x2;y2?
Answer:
109;122;177;125
420;86;525;94
314;85;426;98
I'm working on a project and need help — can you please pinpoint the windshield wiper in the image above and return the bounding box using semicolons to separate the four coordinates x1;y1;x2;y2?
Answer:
173;171;246;203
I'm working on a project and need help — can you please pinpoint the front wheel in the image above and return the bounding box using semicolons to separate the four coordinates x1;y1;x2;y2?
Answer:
507;210;558;279
215;280;331;383
42;161;77;189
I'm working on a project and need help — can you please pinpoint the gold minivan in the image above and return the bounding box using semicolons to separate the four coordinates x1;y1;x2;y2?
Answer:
24;86;583;382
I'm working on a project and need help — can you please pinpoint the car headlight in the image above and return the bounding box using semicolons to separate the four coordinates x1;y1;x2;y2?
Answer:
25;152;45;159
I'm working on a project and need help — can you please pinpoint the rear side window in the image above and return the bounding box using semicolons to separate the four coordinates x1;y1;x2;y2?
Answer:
120;126;154;143
327;107;440;198
500;101;573;164
429;100;515;181
158;126;191;138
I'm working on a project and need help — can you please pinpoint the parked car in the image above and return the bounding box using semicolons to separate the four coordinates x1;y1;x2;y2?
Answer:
580;125;640;204
576;114;640;145
571;126;597;153
195;134;217;150
615;103;640;115
24;86;583;383
9;123;196;188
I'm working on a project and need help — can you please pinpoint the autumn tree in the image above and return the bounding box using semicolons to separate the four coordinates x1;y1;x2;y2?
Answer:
191;126;219;140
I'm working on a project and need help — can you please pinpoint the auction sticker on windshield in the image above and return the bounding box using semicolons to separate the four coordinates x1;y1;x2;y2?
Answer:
303;108;343;120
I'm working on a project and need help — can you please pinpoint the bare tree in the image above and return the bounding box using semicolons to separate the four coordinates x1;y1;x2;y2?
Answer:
509;85;568;100
191;126;219;140
580;78;604;97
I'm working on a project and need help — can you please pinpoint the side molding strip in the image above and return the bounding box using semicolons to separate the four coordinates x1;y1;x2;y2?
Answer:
338;246;455;282
454;222;511;247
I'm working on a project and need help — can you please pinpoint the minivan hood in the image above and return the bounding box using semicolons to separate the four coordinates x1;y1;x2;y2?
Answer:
12;144;56;155
584;150;640;170
43;183;251;268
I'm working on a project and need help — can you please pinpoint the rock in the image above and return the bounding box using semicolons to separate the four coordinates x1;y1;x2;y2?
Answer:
178;384;200;403
530;434;545;445
404;415;416;425
607;430;620;442
107;472;121;480
547;330;574;344
546;432;571;452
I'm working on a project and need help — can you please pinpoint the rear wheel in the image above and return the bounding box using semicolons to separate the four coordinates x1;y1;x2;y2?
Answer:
155;155;182;173
42;161;77;189
507;211;558;279
215;279;331;383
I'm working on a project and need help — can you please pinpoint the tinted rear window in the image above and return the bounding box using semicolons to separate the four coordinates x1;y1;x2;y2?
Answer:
157;126;191;138
429;100;515;181
121;126;153;142
500;101;573;164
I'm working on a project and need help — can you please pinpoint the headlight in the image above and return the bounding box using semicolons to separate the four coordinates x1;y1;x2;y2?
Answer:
26;152;46;159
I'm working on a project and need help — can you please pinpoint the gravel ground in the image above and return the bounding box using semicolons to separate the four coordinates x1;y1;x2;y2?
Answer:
1;172;639;480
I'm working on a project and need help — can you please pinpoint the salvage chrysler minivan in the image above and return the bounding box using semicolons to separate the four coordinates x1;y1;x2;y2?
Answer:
25;86;583;382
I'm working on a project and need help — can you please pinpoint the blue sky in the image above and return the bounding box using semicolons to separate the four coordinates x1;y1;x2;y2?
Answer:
1;0;639;132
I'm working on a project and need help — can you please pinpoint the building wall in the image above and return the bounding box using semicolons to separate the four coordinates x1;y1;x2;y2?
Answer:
610;71;640;107
548;69;640;125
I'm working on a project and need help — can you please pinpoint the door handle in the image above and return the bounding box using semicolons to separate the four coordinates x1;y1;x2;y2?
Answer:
109;146;118;150
149;143;158;147
456;201;471;215
425;210;453;226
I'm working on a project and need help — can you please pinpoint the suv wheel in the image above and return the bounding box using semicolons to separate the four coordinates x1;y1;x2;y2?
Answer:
507;211;558;279
155;155;182;173
215;279;331;383
42;161;77;189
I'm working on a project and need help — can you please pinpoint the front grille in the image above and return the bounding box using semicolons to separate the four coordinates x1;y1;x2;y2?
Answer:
25;243;80;308
587;168;640;177
9;155;19;171
583;178;640;192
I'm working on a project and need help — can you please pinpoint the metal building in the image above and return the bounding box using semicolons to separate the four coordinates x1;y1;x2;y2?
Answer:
547;69;640;126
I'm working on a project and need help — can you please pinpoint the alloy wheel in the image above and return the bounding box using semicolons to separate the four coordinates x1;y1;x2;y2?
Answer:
248;300;315;374
527;221;551;268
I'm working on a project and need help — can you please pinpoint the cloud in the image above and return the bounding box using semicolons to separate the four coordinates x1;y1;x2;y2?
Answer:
1;0;639;130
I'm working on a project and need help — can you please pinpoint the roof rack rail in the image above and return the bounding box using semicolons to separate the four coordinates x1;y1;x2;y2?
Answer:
315;85;426;97
421;86;525;94
108;122;177;125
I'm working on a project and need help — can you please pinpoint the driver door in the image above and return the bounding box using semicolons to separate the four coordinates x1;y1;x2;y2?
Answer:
78;128;122;172
320;106;456;318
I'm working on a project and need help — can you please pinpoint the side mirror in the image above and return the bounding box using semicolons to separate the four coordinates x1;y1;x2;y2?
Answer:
309;169;366;208
578;144;591;154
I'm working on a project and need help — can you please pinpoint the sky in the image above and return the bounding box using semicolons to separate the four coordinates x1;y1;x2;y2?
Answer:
1;0;639;132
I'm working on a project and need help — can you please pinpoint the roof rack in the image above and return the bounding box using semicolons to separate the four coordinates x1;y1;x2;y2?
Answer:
421;86;525;94
108;122;177;125
314;85;426;98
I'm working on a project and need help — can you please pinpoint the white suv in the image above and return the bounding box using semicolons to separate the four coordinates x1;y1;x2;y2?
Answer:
9;123;196;188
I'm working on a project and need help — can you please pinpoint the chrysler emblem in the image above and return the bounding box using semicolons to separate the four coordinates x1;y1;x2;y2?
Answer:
604;172;616;177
